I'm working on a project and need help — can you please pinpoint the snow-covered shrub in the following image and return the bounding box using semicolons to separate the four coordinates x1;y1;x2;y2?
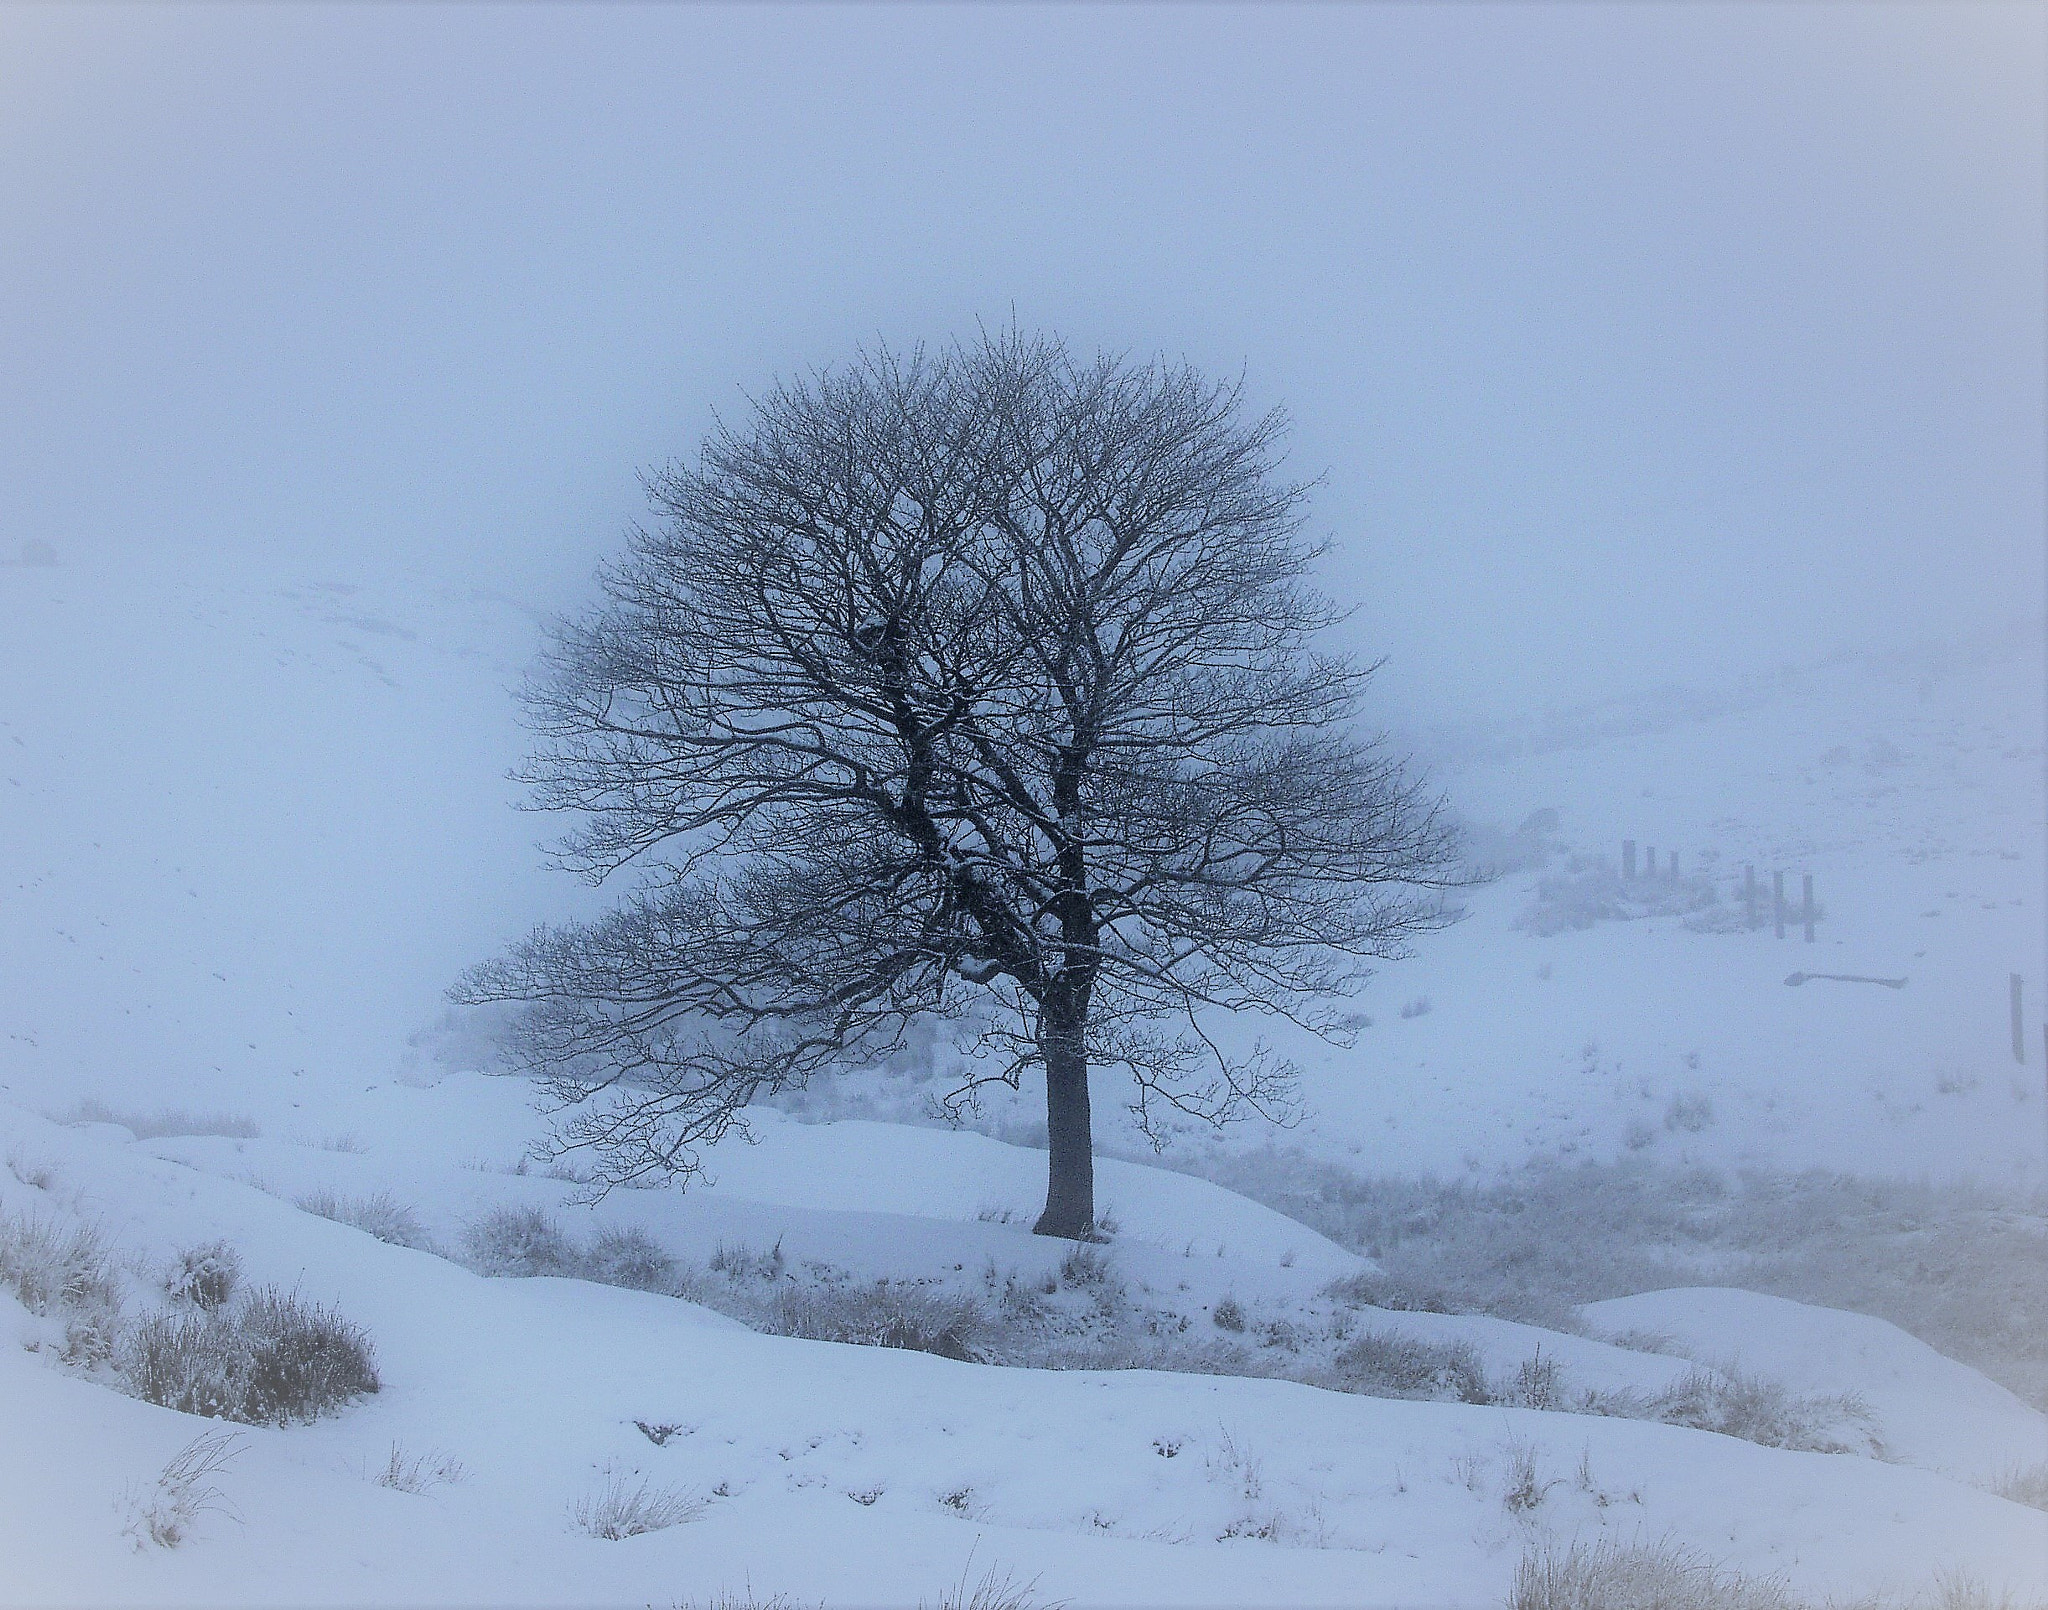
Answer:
569;1471;703;1538
0;1209;121;1318
1649;1366;1880;1455
61;1098;259;1140
166;1241;242;1311
583;1226;680;1293
121;1431;243;1551
1211;1295;1246;1332
462;1206;574;1275
1332;1328;1490;1403
1510;1537;1797;1610
121;1286;379;1425
768;1277;988;1362
298;1188;436;1251
1399;995;1432;1019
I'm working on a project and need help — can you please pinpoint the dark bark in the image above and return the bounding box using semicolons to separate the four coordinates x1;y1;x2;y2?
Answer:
1033;1000;1096;1239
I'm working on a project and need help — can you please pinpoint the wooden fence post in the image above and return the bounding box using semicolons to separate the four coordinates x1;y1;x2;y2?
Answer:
1774;870;1785;939
2013;974;2026;1063
1803;874;1815;943
1744;865;1758;929
1623;840;1637;880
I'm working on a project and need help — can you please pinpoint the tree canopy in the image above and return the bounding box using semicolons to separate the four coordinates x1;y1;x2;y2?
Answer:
458;332;1461;1236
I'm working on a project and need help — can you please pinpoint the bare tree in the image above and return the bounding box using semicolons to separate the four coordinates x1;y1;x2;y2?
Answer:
457;332;1461;1239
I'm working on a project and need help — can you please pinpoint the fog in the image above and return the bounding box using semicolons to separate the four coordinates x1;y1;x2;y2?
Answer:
4;3;2040;723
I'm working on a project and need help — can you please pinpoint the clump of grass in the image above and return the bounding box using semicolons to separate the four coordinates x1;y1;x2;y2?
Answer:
121;1431;244;1551
372;1443;466;1494
1333;1328;1490;1404
1184;1147;2048;1408
462;1206;575;1276
1499;1435;1556;1516
1988;1460;2048;1512
120;1286;379;1425
62;1098;260;1140
1649;1366;1881;1455
0;1209;122;1318
570;1471;703;1539
0;1208;125;1364
166;1241;242;1311
1510;1537;1798;1610
922;1561;1056;1610
583;1226;680;1293
769;1278;988;1362
709;1239;786;1282
1211;1295;1246;1332
1504;1347;1563;1410
297;1188;436;1252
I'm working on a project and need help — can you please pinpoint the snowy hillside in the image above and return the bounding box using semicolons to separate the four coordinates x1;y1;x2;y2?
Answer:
3;548;2045;1606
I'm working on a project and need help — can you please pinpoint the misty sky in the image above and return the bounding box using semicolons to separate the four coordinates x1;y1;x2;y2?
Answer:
3;2;2042;722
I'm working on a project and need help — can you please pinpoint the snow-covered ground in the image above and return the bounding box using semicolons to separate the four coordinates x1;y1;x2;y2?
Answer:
2;547;2044;1606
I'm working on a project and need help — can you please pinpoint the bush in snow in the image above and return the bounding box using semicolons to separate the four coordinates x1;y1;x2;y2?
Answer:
166;1241;243;1311
1332;1328;1490;1404
462;1206;575;1276
0;1208;125;1364
569;1471;703;1539
298;1188;437;1252
1510;1536;1797;1610
709;1239;786;1282
0;1209;121;1318
1648;1366;1881;1456
1210;1295;1247;1332
121;1286;379;1425
120;1431;244;1551
768;1277;988;1362
582;1226;681;1293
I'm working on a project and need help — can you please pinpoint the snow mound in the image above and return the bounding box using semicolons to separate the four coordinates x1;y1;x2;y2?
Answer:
1584;1286;2048;1484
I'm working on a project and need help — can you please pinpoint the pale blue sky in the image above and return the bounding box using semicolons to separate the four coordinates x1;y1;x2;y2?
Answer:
3;3;2041;719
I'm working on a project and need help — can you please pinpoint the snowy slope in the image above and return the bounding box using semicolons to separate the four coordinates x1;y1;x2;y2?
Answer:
4;1103;2046;1609
4;550;2046;1605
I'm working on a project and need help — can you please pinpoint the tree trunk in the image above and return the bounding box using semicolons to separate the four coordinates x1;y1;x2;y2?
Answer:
1032;1005;1096;1239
